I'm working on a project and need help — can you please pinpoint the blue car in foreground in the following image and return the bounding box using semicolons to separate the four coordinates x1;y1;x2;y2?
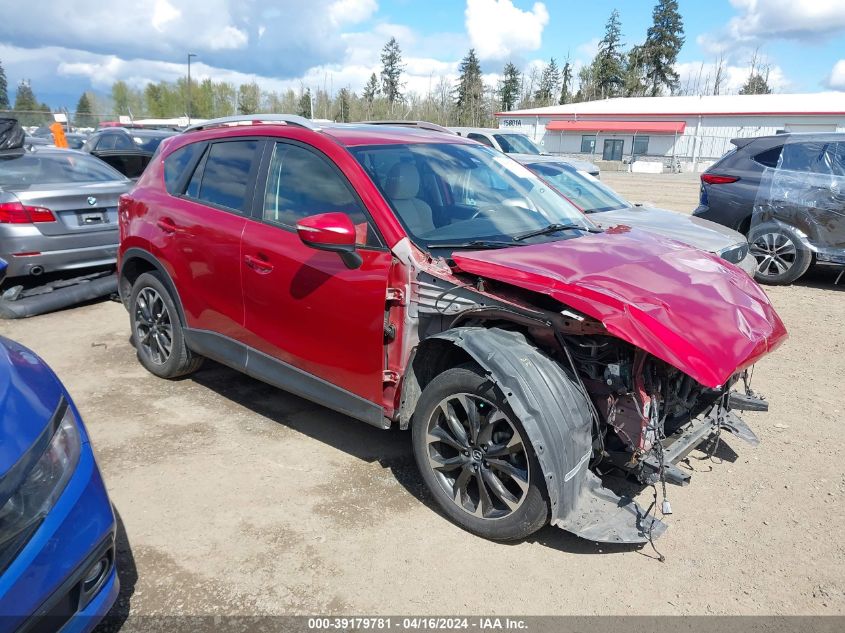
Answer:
0;263;118;632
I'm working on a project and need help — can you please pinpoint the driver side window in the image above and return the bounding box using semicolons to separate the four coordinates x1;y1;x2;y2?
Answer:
263;143;380;247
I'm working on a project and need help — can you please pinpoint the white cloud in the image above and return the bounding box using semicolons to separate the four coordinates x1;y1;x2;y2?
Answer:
465;0;549;61
0;0;350;78
700;0;845;53
827;60;845;91
329;0;378;26
675;59;789;95
151;0;181;32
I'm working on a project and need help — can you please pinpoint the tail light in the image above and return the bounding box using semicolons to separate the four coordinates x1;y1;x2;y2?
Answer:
0;202;56;224
701;174;740;185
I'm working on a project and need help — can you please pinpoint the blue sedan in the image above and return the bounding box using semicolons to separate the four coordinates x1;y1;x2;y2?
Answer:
0;261;118;631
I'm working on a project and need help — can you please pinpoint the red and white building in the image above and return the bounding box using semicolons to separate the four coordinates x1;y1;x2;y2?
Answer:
495;93;845;171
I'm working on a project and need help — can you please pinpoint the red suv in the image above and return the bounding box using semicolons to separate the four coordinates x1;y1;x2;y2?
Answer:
118;115;787;543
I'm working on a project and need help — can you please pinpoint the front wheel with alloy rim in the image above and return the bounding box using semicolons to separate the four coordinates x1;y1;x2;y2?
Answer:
129;272;203;378
748;223;812;285
412;365;548;541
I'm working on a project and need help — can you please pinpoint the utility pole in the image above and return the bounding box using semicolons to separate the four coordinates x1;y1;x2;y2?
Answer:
187;53;197;123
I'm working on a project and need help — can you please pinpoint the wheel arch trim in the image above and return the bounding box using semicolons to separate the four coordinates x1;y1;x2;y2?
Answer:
119;248;188;326
419;326;593;523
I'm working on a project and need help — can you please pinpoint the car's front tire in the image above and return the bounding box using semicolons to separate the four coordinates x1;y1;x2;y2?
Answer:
749;223;812;285
411;365;549;541
129;272;203;378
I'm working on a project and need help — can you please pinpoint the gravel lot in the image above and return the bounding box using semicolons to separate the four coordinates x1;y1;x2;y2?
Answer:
1;172;843;622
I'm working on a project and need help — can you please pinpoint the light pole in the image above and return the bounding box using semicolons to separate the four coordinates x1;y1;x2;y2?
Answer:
187;53;197;123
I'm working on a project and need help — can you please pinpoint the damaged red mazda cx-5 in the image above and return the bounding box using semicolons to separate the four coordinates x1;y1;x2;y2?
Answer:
118;115;787;544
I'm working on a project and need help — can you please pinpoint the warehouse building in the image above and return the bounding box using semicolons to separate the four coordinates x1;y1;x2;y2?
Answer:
495;93;845;172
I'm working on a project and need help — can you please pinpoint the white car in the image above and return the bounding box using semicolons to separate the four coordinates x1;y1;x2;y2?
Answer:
450;126;601;177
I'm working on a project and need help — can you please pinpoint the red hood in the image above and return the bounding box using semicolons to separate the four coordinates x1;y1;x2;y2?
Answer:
452;227;787;388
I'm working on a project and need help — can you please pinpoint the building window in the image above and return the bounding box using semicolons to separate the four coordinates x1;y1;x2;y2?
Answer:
580;135;596;153
632;136;650;156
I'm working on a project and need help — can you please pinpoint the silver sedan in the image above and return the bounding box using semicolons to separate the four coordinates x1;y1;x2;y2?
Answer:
0;147;131;279
516;156;756;276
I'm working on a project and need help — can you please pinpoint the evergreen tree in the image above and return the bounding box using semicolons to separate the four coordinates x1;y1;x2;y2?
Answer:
642;0;685;96
739;74;772;95
534;58;560;106
363;73;379;104
0;60;8;110
380;37;404;111
298;89;312;118
13;80;37;112
454;49;484;125
336;87;352;122
74;92;96;128
237;82;260;115
499;62;521;112
594;10;625;98
559;59;573;104
623;45;648;97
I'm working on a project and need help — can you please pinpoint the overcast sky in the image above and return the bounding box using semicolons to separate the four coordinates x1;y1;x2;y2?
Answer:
1;0;844;109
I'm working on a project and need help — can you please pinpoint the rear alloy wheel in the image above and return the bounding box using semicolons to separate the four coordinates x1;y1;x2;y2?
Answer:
749;224;812;285
134;287;172;365
412;365;548;541
130;272;203;379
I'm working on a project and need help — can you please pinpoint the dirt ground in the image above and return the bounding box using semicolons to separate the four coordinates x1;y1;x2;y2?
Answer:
1;172;843;622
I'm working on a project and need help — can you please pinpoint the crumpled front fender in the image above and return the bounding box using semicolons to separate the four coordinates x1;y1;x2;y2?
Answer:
430;327;663;543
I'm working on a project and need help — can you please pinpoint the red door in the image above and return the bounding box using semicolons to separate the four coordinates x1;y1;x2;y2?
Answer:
152;139;262;339
240;141;391;404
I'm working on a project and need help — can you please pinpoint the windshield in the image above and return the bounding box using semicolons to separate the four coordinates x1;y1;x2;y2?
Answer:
0;152;127;188
350;143;595;248
493;134;542;155
527;163;630;213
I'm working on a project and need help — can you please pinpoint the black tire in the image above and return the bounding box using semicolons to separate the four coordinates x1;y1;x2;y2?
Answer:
748;222;812;285
411;365;549;541
129;272;203;378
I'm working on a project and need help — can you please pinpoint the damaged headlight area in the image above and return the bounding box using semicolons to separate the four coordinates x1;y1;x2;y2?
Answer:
554;333;765;545
561;333;763;480
0;401;81;574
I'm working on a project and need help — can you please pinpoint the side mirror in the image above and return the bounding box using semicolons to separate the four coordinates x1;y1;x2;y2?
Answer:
296;212;362;270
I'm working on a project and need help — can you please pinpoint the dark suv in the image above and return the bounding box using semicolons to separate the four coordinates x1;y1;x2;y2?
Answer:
118;115;785;544
694;133;845;284
83;128;177;179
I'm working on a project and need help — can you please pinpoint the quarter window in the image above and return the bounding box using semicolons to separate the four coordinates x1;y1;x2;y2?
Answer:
164;143;205;195
263;143;377;246
190;140;259;213
580;135;596;153
753;146;783;168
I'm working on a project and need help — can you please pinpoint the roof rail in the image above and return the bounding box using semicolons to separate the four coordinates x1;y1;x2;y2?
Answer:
360;120;456;135
182;114;321;134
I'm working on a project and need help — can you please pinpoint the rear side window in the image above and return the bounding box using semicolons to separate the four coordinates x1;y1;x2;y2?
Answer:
753;146;782;168
188;140;259;213
95;134;116;151
263;142;378;246
164;143;204;195
779;141;844;174
467;133;494;148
